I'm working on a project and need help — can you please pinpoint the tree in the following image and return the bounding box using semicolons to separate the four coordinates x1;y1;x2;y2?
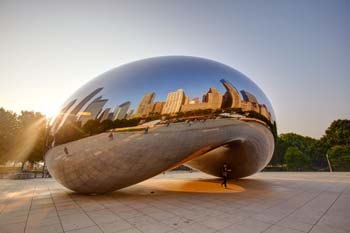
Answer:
327;145;350;171
55;121;87;145
0;108;19;163
321;119;350;147
99;119;115;132
11;111;47;165
82;120;101;136
271;133;325;169
285;146;309;170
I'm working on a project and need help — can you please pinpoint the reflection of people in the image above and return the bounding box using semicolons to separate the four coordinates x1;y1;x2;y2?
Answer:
221;163;231;189
64;146;69;155
108;132;114;140
144;127;149;134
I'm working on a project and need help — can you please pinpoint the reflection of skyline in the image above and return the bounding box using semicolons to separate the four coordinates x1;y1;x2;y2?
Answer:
133;79;272;121
53;78;273;133
51;55;279;135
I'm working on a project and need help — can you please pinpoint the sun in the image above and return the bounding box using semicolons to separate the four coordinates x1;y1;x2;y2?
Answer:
39;104;61;119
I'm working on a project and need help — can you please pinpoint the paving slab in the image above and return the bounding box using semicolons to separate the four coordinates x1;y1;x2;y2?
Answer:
0;171;349;233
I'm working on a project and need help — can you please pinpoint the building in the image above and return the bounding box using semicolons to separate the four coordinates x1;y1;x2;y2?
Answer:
181;88;223;112
162;89;186;114
113;101;131;120
220;79;241;108
143;101;165;116
153;102;165;114
135;92;155;117
78;96;108;125
241;90;258;103
126;109;134;119
259;104;272;121
202;87;223;109
98;108;111;121
70;87;104;116
241;101;259;113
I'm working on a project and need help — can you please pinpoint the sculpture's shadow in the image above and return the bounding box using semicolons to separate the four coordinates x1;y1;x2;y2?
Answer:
99;174;279;197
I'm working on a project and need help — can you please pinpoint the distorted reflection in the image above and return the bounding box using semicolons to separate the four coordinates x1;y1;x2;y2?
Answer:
50;56;276;146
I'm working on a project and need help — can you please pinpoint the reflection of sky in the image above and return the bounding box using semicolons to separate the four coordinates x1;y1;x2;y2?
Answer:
63;56;275;120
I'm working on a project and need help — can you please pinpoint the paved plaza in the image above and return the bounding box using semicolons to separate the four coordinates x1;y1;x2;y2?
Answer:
0;172;349;233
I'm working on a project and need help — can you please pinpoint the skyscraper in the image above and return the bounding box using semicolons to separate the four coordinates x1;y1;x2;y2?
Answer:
78;96;108;125
162;89;186;114
202;87;223;109
135;92;155;117
241;90;258;103
98;108;111;121
220;79;241;108
70;87;104;116
113;101;131;120
181;87;223;112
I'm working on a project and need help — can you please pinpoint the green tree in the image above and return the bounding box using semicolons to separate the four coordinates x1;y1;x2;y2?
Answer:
285;146;309;170
327;145;350;171
82;120;101;135
55;121;87;145
321;119;350;147
11;111;48;165
0;108;19;163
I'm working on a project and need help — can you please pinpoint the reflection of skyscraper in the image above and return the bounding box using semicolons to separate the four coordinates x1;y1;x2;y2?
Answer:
220;79;241;108
126;109;134;119
99;108;111;121
113;101;131;120
241;90;258;103
78;96;108;125
135;92;155;117
181;87;223;112
143;102;165;117
153;102;165;114
162;89;186;114
259;104;271;121
240;101;259;113
70;87;104;116
51;99;77;133
202;87;223;109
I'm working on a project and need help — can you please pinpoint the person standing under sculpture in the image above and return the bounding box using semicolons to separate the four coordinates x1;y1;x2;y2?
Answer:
221;163;231;188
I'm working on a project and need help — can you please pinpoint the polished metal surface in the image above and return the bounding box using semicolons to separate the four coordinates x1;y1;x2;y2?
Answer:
45;56;276;194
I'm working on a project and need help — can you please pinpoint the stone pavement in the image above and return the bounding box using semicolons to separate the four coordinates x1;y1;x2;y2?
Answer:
0;172;349;233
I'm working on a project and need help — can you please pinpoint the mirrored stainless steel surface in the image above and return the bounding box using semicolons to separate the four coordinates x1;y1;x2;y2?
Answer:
45;56;277;194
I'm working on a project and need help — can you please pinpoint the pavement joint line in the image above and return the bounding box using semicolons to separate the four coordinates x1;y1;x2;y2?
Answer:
23;180;37;233
1;172;349;233
49;181;65;233
261;181;336;233
68;195;107;233
307;184;348;233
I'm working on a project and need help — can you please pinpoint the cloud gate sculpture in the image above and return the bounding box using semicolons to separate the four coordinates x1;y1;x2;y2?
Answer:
45;56;277;194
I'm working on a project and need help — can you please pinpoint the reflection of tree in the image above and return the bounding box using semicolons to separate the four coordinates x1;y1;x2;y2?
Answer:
55;121;87;145
53;118;141;145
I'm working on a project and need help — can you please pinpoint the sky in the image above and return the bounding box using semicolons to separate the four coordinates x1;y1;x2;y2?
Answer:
0;0;349;138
